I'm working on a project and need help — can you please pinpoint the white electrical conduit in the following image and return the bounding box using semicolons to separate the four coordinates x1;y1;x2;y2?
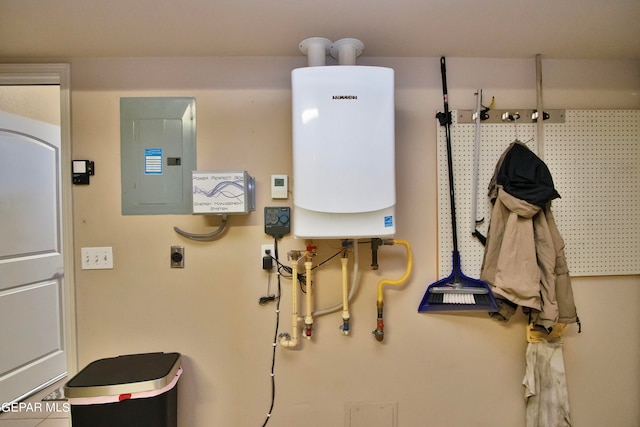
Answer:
304;260;313;339
312;239;360;318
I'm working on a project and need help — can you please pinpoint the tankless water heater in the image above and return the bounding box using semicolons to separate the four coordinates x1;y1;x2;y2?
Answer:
292;65;395;239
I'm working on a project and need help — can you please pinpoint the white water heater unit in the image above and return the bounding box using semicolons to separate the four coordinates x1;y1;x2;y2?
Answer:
292;41;395;239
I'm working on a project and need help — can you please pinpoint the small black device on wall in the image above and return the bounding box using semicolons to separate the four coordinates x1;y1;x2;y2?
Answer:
264;206;291;238
72;160;95;185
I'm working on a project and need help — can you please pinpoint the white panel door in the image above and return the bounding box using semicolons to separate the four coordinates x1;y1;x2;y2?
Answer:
0;110;67;404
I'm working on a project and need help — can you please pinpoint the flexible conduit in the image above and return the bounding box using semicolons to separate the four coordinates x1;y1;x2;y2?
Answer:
173;215;228;241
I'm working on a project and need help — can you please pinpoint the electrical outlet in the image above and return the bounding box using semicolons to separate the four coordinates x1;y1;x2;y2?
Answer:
261;244;275;270
81;247;114;270
171;246;185;268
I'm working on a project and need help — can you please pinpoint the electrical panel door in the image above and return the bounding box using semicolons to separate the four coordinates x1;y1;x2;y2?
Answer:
121;97;196;215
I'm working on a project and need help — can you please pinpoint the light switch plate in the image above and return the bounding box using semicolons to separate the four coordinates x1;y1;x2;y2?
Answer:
81;247;114;270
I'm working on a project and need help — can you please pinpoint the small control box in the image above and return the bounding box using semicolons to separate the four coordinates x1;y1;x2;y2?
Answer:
264;207;290;237
271;174;288;199
72;160;95;185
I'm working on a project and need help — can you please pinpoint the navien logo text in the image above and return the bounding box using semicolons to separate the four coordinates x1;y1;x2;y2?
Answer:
332;95;358;100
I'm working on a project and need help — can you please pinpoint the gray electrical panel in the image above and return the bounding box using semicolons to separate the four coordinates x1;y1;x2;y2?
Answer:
121;97;196;215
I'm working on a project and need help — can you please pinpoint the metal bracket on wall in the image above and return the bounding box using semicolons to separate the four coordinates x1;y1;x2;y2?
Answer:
456;109;565;124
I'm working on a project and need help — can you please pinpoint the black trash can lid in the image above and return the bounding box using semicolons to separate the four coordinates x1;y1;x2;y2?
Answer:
64;352;181;398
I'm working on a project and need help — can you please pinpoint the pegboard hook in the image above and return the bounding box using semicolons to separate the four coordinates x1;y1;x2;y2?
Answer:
501;112;521;122
532;110;550;121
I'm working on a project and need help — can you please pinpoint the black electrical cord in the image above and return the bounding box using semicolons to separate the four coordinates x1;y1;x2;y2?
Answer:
313;250;342;269
259;294;277;305
261;237;281;427
259;265;276;305
265;249;342;293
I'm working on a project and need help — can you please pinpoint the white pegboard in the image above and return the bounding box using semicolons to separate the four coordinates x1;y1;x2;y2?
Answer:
437;110;640;278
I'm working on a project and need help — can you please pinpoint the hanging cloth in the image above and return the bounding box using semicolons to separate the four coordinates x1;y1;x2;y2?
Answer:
523;324;572;427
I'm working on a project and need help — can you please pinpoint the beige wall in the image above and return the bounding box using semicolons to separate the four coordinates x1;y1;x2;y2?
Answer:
69;56;640;426
0;85;60;125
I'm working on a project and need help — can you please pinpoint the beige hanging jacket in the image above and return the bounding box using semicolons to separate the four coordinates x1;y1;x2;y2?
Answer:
480;186;578;330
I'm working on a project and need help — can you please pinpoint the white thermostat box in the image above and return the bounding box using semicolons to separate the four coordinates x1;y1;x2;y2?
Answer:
271;174;288;199
192;170;255;214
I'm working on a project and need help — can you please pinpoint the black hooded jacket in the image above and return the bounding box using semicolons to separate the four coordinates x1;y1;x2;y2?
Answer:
494;142;560;207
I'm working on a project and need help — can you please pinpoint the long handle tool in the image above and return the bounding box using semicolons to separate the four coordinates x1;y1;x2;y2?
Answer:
418;57;498;313
471;89;487;245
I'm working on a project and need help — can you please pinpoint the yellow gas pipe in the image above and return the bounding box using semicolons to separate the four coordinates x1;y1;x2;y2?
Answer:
372;240;413;342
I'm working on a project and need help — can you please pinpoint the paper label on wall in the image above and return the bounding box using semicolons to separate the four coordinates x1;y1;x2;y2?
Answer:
144;148;163;175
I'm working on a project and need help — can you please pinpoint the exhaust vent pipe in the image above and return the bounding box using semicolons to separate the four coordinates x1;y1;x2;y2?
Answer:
331;38;364;65
299;37;332;67
299;37;365;66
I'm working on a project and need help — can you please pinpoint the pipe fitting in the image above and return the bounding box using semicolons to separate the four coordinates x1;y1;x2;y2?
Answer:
373;301;384;342
279;332;298;348
288;250;302;261
340;317;351;336
372;319;384;342
377;300;384;317
371;238;383;270
304;241;317;260
304;320;313;339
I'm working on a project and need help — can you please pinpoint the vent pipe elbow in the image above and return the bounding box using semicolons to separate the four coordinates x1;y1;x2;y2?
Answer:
330;38;364;65
299;37;332;67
